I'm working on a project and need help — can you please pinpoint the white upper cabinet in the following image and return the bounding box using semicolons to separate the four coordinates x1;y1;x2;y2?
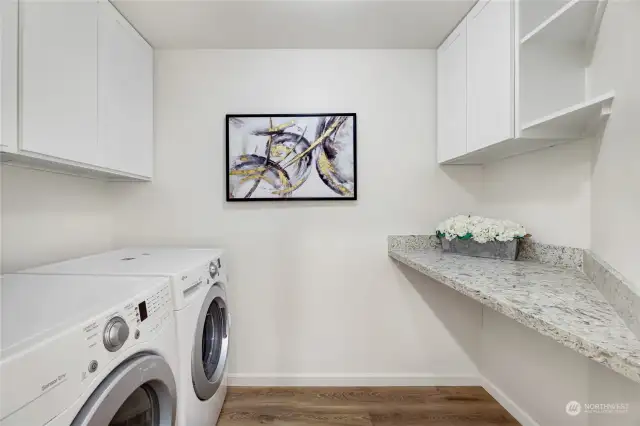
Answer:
437;18;467;163
20;0;98;164
1;0;153;180
1;0;18;152
98;1;153;178
437;0;613;165
466;0;514;153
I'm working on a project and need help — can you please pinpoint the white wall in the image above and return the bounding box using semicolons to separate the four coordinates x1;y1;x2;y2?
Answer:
1;165;113;272
109;49;483;383
480;308;589;426
477;140;592;249
472;4;640;424
479;309;640;426
588;0;640;287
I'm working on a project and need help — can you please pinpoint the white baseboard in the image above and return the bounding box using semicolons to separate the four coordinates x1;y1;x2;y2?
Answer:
227;373;482;387
481;376;540;426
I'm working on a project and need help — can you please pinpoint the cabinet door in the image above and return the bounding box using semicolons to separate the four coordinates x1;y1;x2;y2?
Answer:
20;0;98;163
98;1;153;178
1;0;18;152
467;0;514;152
437;19;467;163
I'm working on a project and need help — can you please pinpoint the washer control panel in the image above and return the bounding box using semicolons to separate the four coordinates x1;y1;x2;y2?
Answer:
82;283;172;355
0;281;175;426
103;316;129;352
133;284;171;325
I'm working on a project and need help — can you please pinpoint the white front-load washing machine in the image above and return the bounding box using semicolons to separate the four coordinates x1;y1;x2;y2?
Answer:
0;273;178;426
22;248;230;426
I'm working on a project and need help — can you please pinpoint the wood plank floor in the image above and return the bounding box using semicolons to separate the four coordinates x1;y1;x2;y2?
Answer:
218;387;521;426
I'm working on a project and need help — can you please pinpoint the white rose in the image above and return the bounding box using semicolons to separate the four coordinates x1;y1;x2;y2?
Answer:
445;219;458;240
437;215;526;244
469;223;483;237
469;216;483;225
474;232;490;244
496;232;511;242
454;223;468;237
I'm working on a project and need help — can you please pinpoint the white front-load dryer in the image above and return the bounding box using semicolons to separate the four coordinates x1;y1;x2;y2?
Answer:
22;248;230;426
0;273;178;426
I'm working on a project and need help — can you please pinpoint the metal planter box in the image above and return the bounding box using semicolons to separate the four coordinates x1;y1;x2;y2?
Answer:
440;238;521;260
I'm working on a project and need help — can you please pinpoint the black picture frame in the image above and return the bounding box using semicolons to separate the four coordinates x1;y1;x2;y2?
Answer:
226;113;357;202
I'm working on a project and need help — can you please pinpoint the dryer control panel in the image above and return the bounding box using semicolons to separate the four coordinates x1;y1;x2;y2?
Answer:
175;256;226;307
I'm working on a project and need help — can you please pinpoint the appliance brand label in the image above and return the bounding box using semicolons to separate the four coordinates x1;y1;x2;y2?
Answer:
41;373;67;393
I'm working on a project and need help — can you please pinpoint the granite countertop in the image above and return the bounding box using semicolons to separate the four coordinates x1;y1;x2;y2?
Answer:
388;245;640;384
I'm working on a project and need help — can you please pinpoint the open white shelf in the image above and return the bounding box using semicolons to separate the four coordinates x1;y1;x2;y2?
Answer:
521;91;615;139
520;0;607;64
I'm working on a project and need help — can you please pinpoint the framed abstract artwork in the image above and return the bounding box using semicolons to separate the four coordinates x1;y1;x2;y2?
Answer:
226;113;357;201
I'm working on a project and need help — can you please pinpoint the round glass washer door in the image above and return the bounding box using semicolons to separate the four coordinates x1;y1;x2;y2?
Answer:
71;354;176;426
109;386;156;426
192;284;229;401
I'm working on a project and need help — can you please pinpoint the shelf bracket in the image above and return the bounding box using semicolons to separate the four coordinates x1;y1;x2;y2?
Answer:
583;100;613;139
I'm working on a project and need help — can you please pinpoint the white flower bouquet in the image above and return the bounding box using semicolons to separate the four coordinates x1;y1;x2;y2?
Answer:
436;215;529;260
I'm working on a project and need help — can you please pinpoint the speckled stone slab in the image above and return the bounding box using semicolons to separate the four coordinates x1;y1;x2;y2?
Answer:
518;238;583;270
389;235;583;270
584;251;640;339
388;247;640;384
387;235;440;252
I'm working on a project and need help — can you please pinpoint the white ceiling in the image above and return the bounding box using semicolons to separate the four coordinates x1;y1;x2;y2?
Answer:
112;0;475;49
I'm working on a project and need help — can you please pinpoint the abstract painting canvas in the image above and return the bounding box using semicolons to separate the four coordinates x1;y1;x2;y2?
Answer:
226;113;357;201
